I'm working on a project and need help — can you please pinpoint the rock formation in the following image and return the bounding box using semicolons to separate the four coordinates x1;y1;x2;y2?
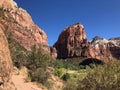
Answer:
0;0;48;50
54;23;95;59
0;25;15;90
91;36;113;60
91;36;120;60
54;23;120;61
108;38;120;59
50;47;57;60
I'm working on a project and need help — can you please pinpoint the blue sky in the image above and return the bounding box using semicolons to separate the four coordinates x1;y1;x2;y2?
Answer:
14;0;120;46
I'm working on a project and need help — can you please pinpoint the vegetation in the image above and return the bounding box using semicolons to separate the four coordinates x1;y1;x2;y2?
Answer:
63;61;120;90
0;8;5;19
4;30;28;68
53;58;84;70
25;46;51;84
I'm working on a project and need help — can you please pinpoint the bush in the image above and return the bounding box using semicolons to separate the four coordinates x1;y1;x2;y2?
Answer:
53;60;64;68
61;73;70;81
23;45;52;89
63;79;77;90
55;68;66;78
77;61;120;90
29;68;50;84
4;30;28;68
26;46;50;69
63;61;120;90
53;59;82;70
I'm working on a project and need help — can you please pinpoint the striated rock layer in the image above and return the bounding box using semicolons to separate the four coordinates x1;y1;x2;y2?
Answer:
0;0;48;50
0;25;15;90
54;23;120;61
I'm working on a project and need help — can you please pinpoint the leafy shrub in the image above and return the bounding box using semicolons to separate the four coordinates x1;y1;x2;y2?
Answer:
55;68;66;78
63;61;120;90
53;60;64;68
77;61;120;90
63;79;78;90
26;46;50;68
61;73;70;81
53;59;82;70
25;46;51;85
29;68;50;84
4;30;28;68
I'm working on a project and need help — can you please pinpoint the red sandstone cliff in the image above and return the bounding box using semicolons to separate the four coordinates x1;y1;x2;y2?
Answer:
54;23;95;59
0;0;48;50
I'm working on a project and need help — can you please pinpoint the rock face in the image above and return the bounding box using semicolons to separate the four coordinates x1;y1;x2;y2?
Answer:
108;38;120;59
54;23;120;61
0;25;15;90
54;23;95;58
91;36;113;60
0;0;48;50
50;47;57;60
91;36;120;60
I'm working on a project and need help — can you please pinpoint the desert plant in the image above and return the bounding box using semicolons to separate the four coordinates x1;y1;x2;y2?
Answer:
77;61;120;90
63;61;120;90
29;68;49;84
26;45;50;70
55;68;66;78
25;46;51;88
63;79;78;90
61;73;70;81
4;29;28;68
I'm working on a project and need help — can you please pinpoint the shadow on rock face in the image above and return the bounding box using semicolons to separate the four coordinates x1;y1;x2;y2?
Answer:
79;58;104;67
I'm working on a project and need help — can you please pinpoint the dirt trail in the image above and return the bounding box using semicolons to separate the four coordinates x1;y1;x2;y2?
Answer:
12;74;44;90
11;67;63;90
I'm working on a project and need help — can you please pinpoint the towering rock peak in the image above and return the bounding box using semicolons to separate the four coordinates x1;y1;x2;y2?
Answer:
0;25;15;90
0;0;48;50
54;23;92;58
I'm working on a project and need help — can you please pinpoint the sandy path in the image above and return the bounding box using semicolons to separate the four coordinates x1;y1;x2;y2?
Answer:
12;74;43;90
